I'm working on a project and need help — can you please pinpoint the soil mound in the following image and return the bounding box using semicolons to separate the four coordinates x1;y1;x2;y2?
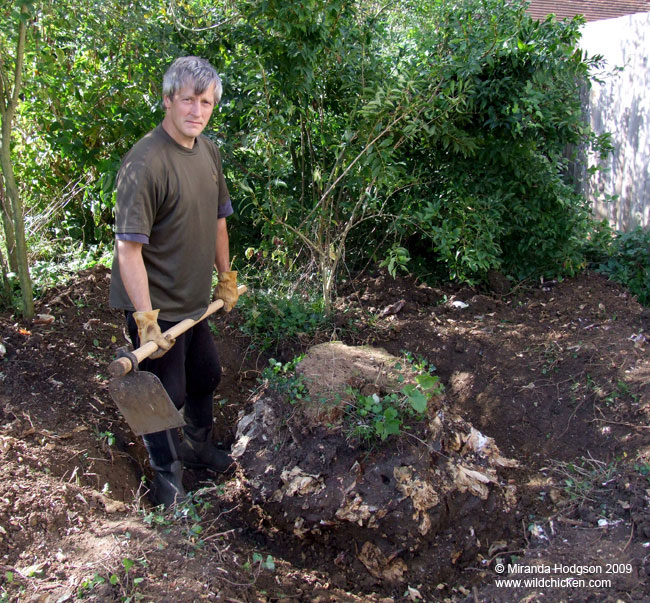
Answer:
233;342;521;585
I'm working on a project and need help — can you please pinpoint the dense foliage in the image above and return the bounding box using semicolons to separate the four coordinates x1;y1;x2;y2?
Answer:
16;0;184;244
217;0;611;299
0;0;620;315
400;1;607;283
586;223;650;306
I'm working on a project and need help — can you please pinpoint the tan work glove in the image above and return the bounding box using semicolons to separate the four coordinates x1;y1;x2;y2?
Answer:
213;271;239;312
133;309;175;359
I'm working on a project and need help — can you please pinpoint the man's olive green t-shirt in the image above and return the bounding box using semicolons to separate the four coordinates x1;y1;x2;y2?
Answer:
109;125;231;321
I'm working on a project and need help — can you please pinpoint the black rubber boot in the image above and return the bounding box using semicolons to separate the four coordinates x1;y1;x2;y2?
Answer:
149;460;187;508
178;425;234;474
144;430;187;508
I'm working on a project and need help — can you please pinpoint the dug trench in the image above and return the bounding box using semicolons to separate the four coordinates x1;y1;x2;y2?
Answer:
0;265;648;601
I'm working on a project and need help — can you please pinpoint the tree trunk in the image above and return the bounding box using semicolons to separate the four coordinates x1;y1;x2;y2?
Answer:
0;121;33;318
0;239;13;305
320;251;339;315
0;3;33;319
0;175;18;272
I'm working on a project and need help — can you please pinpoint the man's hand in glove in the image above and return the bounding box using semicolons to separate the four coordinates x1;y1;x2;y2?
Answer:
133;309;176;359
214;271;239;312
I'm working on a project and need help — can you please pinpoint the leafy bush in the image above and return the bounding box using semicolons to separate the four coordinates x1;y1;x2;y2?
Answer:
389;0;608;285
237;286;329;351
587;225;650;305
12;1;187;248
28;239;112;297
234;240;332;350
217;0;610;295
2;0;613;313
0;239;111;312
380;245;411;279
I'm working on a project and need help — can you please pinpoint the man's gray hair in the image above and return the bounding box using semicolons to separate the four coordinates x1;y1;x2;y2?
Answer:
162;56;222;104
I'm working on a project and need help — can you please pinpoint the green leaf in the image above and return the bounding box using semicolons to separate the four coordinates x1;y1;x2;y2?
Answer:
384;418;401;436
401;384;417;397
415;374;440;391
406;389;428;414
384;406;398;420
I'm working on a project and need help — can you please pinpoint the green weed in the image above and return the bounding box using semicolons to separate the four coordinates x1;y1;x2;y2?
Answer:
141;507;172;528
0;570;25;602
540;342;562;375
141;492;213;555
604;380;637;406
237;287;329;351
77;557;145;601
401;350;438;375
96;430;116;446
550;456;618;509
252;553;276;572
261;356;308;402
77;573;107;598
345;362;444;443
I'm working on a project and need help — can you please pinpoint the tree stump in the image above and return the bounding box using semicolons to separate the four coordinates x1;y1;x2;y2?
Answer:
233;342;520;583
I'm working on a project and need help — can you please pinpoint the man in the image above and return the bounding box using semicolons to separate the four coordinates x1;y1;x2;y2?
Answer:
109;56;239;508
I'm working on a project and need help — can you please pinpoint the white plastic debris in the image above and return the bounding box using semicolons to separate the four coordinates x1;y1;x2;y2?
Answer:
630;333;646;347
451;300;469;309
528;523;548;541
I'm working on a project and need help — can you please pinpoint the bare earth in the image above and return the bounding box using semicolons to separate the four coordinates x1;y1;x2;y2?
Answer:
0;266;648;602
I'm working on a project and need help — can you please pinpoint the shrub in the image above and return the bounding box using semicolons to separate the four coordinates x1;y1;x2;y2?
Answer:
588;225;650;305
391;0;608;285
237;286;329;351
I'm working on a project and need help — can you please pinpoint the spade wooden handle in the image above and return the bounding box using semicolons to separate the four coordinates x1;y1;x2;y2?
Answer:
108;284;247;378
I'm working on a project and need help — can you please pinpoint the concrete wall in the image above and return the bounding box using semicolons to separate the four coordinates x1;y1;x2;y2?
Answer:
580;12;650;231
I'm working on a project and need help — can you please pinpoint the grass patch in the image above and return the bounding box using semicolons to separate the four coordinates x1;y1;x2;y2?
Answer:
549;455;618;511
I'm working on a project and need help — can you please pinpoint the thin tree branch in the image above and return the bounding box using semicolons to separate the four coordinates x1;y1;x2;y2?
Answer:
9;3;28;117
167;0;237;32
0;53;9;116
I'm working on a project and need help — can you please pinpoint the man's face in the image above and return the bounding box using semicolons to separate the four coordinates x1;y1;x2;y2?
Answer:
162;82;217;148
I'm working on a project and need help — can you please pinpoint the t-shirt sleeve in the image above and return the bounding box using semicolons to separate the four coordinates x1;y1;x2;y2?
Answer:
116;233;150;244
218;198;234;219
211;144;233;218
114;157;157;237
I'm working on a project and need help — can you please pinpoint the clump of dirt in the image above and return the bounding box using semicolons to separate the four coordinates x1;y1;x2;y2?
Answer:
295;342;420;421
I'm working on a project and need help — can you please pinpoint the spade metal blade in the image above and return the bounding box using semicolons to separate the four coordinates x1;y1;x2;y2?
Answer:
108;370;186;436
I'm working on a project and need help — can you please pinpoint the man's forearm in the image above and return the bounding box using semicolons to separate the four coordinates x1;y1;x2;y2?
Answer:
215;217;230;273
116;239;152;311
